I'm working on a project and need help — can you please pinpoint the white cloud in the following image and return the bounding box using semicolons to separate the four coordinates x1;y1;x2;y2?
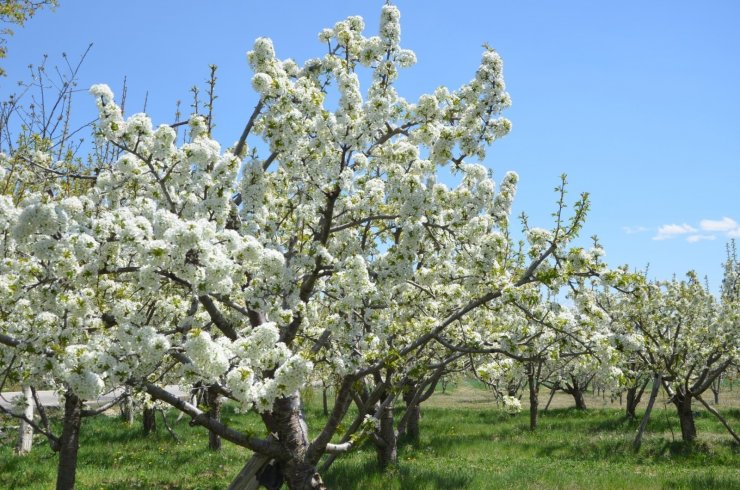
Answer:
652;217;739;243
700;217;738;232
623;226;648;234
653;223;697;241
686;234;716;243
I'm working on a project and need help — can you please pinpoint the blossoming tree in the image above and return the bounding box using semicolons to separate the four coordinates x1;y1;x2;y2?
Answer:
598;267;738;445
1;5;604;489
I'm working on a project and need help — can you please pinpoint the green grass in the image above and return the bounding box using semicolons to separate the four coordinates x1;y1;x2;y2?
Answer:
324;406;740;490
1;386;739;489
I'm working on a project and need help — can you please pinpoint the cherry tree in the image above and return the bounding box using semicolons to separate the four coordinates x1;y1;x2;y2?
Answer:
1;6;603;489
472;294;621;430
599;267;738;445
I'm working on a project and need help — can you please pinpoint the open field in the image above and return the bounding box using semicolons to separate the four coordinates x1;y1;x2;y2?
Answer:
426;378;740;411
1;381;738;489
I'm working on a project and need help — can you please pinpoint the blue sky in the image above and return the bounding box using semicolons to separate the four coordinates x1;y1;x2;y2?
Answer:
3;1;739;291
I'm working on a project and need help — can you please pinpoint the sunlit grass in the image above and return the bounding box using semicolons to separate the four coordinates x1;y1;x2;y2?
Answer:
1;383;738;489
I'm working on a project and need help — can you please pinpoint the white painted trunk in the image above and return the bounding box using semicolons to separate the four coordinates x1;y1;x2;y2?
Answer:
15;385;34;455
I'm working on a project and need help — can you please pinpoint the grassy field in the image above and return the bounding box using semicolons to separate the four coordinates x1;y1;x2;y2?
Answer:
1;382;738;489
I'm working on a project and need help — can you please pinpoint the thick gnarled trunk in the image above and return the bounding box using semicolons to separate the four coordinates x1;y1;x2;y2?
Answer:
673;393;696;442
263;394;325;490
626;386;639;418
625;379;648;419
572;389;586;410
56;391;83;490
403;390;420;442
143;406;157;435
376;404;397;469
561;375;590;410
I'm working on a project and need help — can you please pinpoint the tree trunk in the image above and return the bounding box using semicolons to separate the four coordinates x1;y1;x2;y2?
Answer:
405;403;420;442
262;394;325;490
673;393;697;442
56;391;83;490
711;374;721;405
143;406;157;435
227;452;271;490
544;386;557;411
528;373;539;431
15;385;34;455
322;386;328;417
403;390;420;442
572;388;587;410
626;387;638;419
376;404;397;470
207;386;223;451
626;379;648;419
120;386;134;425
633;373;661;452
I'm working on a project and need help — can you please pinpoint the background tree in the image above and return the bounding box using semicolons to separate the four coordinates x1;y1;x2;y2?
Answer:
0;0;58;76
599;269;738;444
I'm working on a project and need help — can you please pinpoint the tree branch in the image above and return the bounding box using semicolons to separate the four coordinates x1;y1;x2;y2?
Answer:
142;382;284;458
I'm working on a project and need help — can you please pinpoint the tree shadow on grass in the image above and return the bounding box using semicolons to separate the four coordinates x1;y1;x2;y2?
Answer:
324;457;473;490
587;414;640;432
0;457;54;489
515;438;633;463
425;430;506;455
422;407;509;425
661;473;740;490
509;433;735;469
81;426;150;445
93;479;207;490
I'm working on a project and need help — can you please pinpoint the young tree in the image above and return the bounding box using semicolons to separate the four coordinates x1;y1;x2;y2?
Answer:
475;298;620;429
603;269;738;444
0;48;135;488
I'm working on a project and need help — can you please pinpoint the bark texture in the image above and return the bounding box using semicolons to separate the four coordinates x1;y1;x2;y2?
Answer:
322;386;328;417
673;393;697;442
376;404;397;470
403;390;420;442
207;386;223;451
262;394;326;490
528;373;539;431
625;379;648;419
143;407;157;435
562;376;590;410
626;386;639;419
572;388;587;410
56;391;83;490
120;387;134;425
